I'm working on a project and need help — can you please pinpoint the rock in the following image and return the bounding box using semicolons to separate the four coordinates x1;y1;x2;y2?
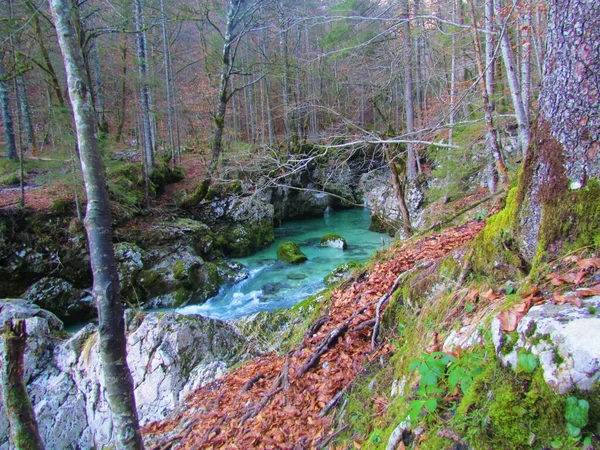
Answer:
0;301;251;449
277;242;308;264
359;169;423;236
492;295;600;394
114;242;147;302
287;272;307;280
24;277;95;325
320;233;348;250
324;261;361;286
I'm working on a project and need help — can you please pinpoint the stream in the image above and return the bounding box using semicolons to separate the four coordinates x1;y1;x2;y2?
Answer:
177;208;388;320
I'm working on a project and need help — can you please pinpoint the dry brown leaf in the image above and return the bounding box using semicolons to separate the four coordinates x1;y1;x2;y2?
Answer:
553;292;583;308
482;288;502;301
546;273;566;286
497;298;535;332
577;258;600;271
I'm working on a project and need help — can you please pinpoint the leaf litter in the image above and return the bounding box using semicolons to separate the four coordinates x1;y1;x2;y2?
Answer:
143;220;486;449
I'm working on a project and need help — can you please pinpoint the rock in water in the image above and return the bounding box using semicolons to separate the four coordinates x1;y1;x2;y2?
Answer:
276;242;308;264
320;233;348;250
0;300;251;449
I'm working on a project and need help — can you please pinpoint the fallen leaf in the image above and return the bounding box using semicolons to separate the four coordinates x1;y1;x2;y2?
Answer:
577;258;600;271
497;297;536;332
546;273;566;286
553;292;583;308
482;289;502;301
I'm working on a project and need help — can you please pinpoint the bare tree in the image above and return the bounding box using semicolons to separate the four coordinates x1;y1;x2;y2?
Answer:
48;0;143;448
0;54;17;160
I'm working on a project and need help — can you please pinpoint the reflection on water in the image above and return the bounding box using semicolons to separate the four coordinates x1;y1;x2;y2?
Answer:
177;208;387;320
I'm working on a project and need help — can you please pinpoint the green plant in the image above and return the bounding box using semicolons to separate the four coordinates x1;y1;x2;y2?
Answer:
517;350;538;374
564;396;589;437
407;347;487;421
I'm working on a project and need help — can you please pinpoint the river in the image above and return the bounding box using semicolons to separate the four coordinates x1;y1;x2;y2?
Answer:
177;208;388;320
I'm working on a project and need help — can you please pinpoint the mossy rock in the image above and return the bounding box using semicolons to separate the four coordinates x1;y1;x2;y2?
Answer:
276;241;307;264
324;261;361;286
320;233;348;250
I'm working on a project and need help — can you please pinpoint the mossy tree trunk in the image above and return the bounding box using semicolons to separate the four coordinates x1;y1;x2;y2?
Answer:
515;0;600;264
1;320;45;450
48;0;143;448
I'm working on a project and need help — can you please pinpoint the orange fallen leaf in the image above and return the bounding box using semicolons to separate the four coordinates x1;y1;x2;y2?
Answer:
577;258;600;271
497;297;536;332
553;292;583;308
482;289;502;301
546;272;566;286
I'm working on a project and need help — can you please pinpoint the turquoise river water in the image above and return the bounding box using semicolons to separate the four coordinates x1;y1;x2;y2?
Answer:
177;208;387;320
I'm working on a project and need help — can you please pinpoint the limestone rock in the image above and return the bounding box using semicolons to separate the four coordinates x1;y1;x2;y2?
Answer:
0;300;251;449
492;294;600;394
320;233;348;250
324;261;361;286
24;277;94;325
276;242;308;264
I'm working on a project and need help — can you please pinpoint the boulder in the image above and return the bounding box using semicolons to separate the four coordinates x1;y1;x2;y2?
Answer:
24;277;94;325
320;233;348;250
492;294;600;394
324;261;361;286
277;242;308;264
0;301;251;449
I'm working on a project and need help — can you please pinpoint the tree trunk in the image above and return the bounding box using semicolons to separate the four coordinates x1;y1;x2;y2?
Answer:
515;0;599;264
403;0;418;181
115;39;128;144
160;0;175;157
468;0;507;186
519;4;531;125
495;0;530;154
1;319;45;450
134;0;154;175
15;76;37;156
48;1;144;448
0;56;17;160
280;22;293;153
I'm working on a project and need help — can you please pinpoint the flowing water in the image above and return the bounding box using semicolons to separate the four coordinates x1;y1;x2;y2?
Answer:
177;208;388;320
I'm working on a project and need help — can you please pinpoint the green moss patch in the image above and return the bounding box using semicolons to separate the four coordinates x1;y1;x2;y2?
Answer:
276;241;307;264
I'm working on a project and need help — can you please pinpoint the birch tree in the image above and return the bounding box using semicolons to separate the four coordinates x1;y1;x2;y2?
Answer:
47;0;143;448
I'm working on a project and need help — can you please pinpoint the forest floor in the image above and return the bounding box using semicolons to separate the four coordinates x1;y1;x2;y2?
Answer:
142;220;487;449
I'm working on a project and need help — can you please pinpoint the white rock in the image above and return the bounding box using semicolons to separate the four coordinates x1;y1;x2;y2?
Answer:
493;295;600;394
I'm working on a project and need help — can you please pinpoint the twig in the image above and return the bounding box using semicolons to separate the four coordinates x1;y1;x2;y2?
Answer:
294;313;330;357
319;386;349;418
350;318;376;332
297;305;368;377
316;425;349;450
372;261;433;349
437;428;467;446
240;373;264;393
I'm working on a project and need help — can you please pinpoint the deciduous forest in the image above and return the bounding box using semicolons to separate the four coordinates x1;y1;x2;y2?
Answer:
0;0;598;449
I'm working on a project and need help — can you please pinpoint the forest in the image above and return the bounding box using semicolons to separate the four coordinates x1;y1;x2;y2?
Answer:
0;0;599;449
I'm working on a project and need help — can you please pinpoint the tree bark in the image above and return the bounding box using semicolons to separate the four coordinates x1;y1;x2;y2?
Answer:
134;0;154;175
15;76;37;156
115;39;128;144
516;0;599;264
468;0;507;186
495;0;530;154
0;56;17;160
48;0;143;448
403;0;418;181
1;320;45;450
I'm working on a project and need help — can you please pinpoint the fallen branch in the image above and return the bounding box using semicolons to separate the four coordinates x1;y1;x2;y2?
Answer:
319;385;350;418
372;261;433;349
297;305;369;377
316;425;349;450
294;313;330;357
240;373;264;393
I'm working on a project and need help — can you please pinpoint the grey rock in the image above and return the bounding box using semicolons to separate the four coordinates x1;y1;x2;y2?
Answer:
24;277;94;325
0;300;250;449
493;294;600;394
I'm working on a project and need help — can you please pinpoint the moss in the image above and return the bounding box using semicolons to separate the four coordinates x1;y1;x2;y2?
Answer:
139;269;166;298
276;241;308;264
455;363;570;449
324;261;361;286
217;221;275;258
0;172;19;186
500;331;519;355
180;179;210;208
320;233;348;249
172;260;187;280
51;198;74;216
533;179;600;269
471;187;524;279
